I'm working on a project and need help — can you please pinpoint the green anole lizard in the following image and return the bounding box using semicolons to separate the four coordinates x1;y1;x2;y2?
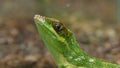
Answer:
34;15;120;68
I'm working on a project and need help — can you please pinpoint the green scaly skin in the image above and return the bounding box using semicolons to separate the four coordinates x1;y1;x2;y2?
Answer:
34;15;120;68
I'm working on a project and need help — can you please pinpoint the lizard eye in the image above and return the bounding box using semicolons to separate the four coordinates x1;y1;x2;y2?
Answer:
53;22;63;32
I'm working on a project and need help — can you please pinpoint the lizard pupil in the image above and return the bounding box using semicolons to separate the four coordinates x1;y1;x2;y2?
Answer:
53;23;63;32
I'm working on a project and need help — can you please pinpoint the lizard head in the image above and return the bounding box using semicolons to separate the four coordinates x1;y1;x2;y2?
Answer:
34;14;71;50
34;15;79;64
34;15;70;37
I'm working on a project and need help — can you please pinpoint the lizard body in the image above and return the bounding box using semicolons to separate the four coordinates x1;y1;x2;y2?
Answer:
34;15;119;68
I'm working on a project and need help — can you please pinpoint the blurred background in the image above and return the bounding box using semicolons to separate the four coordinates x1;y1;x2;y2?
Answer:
0;0;120;68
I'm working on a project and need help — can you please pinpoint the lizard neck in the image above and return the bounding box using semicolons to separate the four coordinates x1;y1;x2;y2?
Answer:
58;33;119;68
